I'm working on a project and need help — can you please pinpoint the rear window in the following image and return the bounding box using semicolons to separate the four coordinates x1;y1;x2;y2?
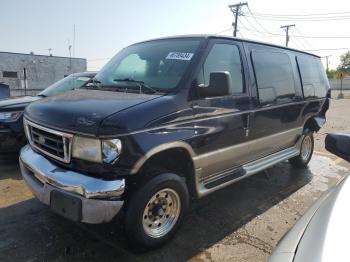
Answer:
297;56;328;99
252;50;296;105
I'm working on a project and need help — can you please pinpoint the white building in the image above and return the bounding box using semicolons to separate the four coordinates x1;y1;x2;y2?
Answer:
0;52;87;96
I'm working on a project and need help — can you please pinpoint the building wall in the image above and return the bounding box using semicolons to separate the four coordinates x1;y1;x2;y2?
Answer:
0;52;86;96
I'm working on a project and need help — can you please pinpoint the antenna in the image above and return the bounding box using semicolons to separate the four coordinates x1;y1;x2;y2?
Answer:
68;40;72;71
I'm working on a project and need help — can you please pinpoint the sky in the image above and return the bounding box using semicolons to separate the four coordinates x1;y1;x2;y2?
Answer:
1;0;350;71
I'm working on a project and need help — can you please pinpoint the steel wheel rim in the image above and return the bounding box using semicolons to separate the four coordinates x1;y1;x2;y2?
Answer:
301;135;312;162
142;188;181;238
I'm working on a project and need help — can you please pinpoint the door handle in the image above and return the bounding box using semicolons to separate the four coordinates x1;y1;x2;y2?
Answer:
243;114;250;137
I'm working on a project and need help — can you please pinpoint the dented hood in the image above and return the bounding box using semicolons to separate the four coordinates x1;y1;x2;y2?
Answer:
24;90;162;135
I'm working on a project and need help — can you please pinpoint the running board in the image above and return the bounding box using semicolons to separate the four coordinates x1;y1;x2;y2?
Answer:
196;147;300;198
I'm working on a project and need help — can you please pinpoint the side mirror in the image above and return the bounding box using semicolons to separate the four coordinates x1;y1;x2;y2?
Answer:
198;72;231;98
325;133;350;162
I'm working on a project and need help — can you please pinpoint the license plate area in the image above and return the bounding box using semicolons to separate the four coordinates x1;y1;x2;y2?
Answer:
50;190;82;221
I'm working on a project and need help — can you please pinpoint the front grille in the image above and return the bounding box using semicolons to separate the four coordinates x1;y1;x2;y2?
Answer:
24;119;73;163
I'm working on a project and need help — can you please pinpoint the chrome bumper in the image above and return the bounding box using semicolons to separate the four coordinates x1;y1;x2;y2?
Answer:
19;145;125;224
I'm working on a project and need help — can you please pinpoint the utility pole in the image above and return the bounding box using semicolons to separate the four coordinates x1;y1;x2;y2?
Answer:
229;2;248;37
322;55;331;72
280;24;295;47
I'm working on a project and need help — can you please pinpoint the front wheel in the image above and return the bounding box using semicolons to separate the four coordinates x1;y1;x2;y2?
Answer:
124;171;189;249
289;131;314;168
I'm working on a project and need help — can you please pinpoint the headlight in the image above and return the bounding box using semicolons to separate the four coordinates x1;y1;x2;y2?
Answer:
0;111;22;122
72;136;122;163
72;136;102;163
102;139;122;163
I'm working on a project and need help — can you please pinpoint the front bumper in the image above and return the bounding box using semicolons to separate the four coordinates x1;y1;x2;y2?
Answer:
19;145;125;224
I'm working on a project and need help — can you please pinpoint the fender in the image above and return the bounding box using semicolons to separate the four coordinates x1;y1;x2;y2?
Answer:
303;97;329;132
129;141;196;174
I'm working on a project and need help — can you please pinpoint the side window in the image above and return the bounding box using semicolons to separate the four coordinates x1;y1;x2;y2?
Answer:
297;56;328;99
198;43;244;94
252;50;296;105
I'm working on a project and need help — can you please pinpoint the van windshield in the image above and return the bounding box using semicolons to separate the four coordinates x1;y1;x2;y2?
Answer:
92;39;201;93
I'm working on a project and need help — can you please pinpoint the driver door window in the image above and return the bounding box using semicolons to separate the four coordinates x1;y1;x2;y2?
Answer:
198;43;244;94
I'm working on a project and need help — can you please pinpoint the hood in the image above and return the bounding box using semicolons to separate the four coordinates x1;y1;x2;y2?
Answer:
293;176;349;262
0;96;40;110
25;90;162;135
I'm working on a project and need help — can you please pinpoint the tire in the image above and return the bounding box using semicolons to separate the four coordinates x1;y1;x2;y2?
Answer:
289;131;314;168
124;171;189;249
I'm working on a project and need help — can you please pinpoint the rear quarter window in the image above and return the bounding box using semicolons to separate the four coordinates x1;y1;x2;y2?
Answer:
297;56;328;99
251;50;296;105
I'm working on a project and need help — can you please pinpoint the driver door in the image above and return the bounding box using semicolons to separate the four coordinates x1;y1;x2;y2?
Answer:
191;40;253;180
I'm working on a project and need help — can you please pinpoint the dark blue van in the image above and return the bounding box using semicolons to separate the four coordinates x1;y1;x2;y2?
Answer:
19;35;330;248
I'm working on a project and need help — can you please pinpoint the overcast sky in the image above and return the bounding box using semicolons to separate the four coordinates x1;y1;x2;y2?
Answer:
1;0;349;71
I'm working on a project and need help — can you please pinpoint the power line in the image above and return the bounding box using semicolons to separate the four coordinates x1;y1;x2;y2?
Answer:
228;2;248;37
246;6;271;34
303;47;350;51
214;27;233;35
292;27;314;50
245;14;350;22
239;20;267;38
241;16;270;36
249;11;350;17
239;26;284;36
289;34;308;50
232;25;350;39
237;31;244;38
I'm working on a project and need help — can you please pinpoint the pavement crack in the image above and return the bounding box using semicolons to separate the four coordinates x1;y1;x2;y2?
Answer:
228;230;273;254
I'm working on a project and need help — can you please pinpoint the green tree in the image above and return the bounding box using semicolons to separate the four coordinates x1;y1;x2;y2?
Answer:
327;69;338;79
338;51;350;74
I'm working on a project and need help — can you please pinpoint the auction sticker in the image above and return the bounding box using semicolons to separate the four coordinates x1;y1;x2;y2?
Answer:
166;52;194;60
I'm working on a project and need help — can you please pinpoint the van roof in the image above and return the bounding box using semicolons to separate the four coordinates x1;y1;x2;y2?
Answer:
136;34;320;58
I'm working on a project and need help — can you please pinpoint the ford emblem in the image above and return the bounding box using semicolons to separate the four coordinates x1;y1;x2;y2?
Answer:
38;136;46;144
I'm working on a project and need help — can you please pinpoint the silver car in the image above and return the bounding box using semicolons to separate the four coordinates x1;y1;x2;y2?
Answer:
269;133;350;262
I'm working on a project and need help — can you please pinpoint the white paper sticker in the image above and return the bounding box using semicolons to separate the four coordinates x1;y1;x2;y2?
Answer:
166;52;194;61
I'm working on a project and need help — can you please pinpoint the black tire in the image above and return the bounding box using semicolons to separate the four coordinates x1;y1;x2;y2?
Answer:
289;131;314;168
124;171;189;249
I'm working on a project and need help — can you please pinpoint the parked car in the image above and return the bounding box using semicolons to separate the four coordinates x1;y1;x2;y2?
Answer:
19;35;330;248
269;133;350;262
0;72;96;154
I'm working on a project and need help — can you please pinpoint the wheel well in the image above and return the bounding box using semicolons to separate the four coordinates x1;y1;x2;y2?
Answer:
139;148;196;198
304;117;320;132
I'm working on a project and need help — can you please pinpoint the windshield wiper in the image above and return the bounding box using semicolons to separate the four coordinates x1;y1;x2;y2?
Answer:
37;94;47;98
82;77;102;89
113;78;159;94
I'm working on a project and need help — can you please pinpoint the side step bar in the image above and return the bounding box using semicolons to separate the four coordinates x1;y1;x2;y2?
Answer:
195;146;300;198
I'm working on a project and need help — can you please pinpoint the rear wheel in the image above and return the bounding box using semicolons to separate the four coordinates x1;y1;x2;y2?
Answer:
289;131;314;168
124;171;189;249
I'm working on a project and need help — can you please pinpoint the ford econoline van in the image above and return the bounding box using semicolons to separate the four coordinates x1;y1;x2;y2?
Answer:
20;35;330;248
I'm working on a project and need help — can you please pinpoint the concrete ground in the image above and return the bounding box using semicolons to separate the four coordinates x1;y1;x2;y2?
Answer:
1;98;350;262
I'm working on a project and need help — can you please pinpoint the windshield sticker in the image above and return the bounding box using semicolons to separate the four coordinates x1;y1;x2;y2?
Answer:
166;52;194;61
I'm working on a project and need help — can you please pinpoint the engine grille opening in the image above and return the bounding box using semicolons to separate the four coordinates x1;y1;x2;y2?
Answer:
25;120;72;163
